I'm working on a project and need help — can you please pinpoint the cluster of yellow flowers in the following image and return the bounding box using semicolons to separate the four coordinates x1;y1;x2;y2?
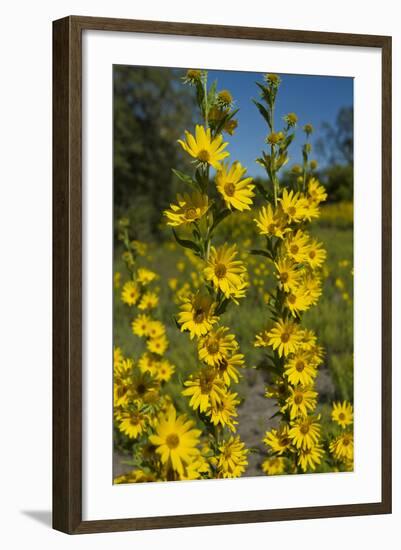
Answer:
251;74;353;475
164;70;254;478
113;69;354;483
330;401;354;469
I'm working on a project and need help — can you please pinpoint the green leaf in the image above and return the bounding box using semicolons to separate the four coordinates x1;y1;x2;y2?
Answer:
254;180;268;199
172;229;202;255
208;80;217;106
171;168;197;188
215;298;230;316
250;248;272;259
252;99;272;129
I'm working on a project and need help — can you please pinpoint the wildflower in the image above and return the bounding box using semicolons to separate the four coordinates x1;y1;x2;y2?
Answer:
116;408;148;439
267;319;303;357
216;436;248;478
121;280;140;306
217;89;233;108
130;371;159;404
289;417;321;449
178;125;229;170
215;353;245;385
283;230;311;263
114;357;134;408
291;164;303;175
330;432;354;462
308;178;327;204
198;326;238;366
284;112;298;127
147;320;166;340
204;243;247;298
183;69;202;85
284;386;317;419
274;257;302;293
136;268;157;285
279;189;308;223
114;469;156;484
138;291;159;310
150;407;201;476
297;444;324;472
267;131;285;145
154;359;175;383
304;239;327;270
262;457;286;475
164;192;209;226
264;426;292;455
284;352;318;386
216;162;255;211
178;292;218;339
206;390;240;431
147;335;169;356
254;204;289;239
285;286;313;317
303;123;314;135
331;401;354;428
309;159;318;170
138;352;159;375
182;367;225;413
264;73;281;86
131;314;152;337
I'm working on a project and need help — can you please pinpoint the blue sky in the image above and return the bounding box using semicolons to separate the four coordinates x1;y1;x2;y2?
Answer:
206;70;353;178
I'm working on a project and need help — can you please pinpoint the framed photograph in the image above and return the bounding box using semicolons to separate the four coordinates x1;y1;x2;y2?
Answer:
53;16;392;534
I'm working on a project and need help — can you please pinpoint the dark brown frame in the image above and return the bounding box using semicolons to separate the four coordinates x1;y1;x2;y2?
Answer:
53;15;392;534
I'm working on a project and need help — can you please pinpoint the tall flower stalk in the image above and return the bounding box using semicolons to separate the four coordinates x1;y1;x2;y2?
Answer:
165;70;254;478
252;74;330;475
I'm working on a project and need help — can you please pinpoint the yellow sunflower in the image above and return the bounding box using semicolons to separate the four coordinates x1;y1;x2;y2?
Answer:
284;386;318;419
274;256;303;293
204;243;247;298
331;401;354;428
116;408;148;439
330;432;354;462
147;334;169;356
263;425;292;455
154;359;175;383
284;351;318;386
289;417;321;449
198;326;238;366
164;192;209;227
308;177;327;204
149;407;201;476
131;314;152;337
216;436;248;478
113;357;134;408
267;319;303;357
304;239;327;270
121;280;140;306
206;390;240;432
182;367;225;413
284;286;313;317
138;291;159;310
254;204;289;239
262;456;286;475
279;188;308;223
297;444;324;472
177;125;229;170
283;230;311;263
215;352;245;385
147;320;166;340
215;162;255;211
177;292;218;339
136;268;157;285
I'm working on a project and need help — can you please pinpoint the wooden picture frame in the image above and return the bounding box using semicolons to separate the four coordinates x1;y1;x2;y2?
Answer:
53;15;392;534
